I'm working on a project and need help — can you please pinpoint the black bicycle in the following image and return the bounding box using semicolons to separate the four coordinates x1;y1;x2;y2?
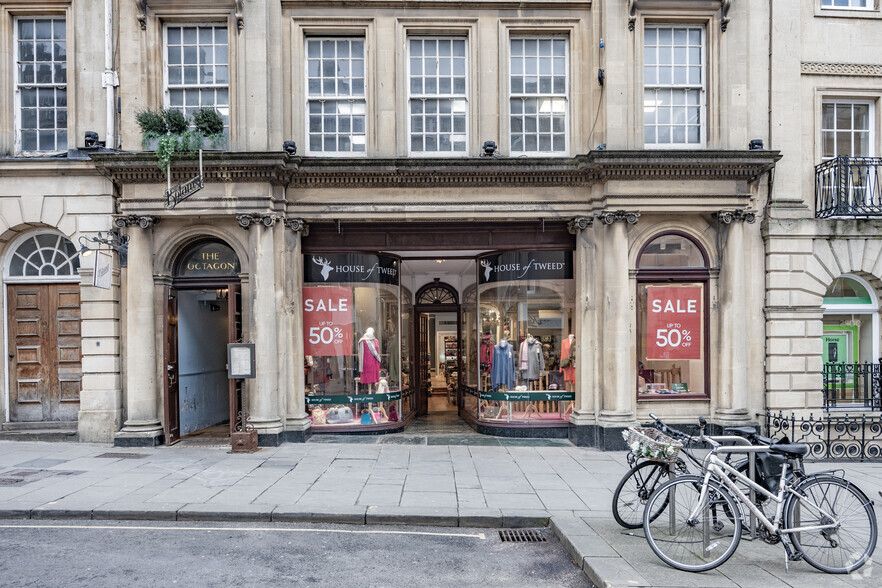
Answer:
612;413;786;528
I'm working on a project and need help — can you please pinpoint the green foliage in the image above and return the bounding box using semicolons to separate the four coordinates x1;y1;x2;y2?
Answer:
137;107;227;174
192;108;225;135
164;108;189;134
135;109;167;134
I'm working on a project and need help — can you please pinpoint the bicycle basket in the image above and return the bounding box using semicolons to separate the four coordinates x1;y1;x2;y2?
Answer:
623;427;683;463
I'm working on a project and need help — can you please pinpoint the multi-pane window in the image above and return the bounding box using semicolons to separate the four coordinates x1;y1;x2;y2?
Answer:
306;38;366;154
822;0;870;9
643;26;704;147
822;102;873;158
165;25;229;129
408;38;467;154
510;37;568;155
16;18;67;153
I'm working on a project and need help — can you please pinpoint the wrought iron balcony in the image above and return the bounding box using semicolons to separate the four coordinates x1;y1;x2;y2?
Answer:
815;156;882;218
823;361;881;411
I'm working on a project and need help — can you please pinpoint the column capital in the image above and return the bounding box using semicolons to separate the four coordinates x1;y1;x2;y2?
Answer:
236;214;280;230
114;215;158;229
716;209;757;224
595;209;640;226
567;216;593;234
284;218;310;235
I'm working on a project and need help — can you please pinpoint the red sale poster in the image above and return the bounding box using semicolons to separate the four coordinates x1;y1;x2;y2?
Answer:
303;286;354;356
646;286;702;360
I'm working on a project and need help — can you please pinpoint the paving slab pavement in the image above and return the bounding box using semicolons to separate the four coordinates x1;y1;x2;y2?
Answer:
0;439;879;587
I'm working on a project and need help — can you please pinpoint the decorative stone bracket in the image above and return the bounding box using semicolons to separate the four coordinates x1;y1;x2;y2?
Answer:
567;217;593;234
629;0;731;32
595;210;640;225
284;218;310;235
114;215;158;229
716;209;756;224
236;214;279;230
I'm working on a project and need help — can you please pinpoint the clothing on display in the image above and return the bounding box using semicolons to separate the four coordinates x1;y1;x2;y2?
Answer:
522;336;545;381
560;334;576;383
518;338;529;373
490;338;516;391
480;335;494;372
357;327;382;384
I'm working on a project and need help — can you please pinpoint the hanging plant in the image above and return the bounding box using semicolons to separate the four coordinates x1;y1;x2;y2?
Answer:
136;107;226;174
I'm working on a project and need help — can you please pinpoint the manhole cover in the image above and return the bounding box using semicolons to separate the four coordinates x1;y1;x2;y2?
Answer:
499;529;547;543
96;453;148;459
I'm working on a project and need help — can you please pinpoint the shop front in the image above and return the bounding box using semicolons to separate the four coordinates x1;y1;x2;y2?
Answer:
301;222;576;437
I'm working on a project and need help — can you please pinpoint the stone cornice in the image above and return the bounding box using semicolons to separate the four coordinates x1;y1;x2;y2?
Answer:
283;0;592;8
0;158;104;177
801;62;882;76
89;149;780;189
89;152;298;186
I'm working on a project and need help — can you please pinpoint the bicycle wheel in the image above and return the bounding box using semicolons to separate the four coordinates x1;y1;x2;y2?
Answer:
643;475;742;572
785;475;877;574
612;460;676;529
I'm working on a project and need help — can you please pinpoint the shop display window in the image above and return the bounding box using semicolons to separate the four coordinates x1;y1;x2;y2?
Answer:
303;253;409;427
475;250;575;423
636;233;709;399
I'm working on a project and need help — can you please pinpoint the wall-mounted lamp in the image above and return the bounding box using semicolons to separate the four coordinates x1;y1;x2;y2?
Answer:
482;140;497;157
749;139;764;150
283;141;297;156
78;230;130;267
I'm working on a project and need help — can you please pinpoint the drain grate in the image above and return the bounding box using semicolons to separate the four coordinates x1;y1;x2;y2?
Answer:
499;529;547;543
96;452;148;459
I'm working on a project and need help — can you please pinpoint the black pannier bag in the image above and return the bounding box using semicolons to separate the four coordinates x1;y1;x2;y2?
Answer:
754;452;789;493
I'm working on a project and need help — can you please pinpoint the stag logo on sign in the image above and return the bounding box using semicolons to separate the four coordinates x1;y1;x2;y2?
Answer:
312;256;333;281
480;258;494;282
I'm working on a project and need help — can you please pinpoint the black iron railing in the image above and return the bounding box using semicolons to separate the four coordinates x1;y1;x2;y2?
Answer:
815;156;882;218
823;361;881;410
764;411;882;461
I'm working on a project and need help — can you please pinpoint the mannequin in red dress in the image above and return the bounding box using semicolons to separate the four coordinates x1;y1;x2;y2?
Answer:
358;327;381;391
560;334;576;392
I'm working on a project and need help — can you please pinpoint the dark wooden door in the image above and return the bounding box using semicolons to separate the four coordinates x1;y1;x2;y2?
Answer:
417;313;430;415
227;284;242;434
7;284;81;422
163;287;181;444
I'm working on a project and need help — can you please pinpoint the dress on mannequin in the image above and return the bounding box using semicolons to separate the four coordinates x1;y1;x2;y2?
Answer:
523;336;545;383
490;339;515;391
560;334;576;383
358;327;382;386
480;335;494;372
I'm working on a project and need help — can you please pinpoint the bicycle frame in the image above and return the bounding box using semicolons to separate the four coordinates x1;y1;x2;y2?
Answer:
694;450;840;537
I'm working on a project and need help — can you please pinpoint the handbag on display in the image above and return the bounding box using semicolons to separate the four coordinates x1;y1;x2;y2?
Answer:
547;371;564;391
559;357;571;369
326;405;353;424
311;407;327;425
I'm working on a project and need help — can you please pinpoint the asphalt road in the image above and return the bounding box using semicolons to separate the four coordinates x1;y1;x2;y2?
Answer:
0;520;590;587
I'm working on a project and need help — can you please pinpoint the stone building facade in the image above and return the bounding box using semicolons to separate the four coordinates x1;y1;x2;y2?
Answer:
3;0;831;450
764;0;882;419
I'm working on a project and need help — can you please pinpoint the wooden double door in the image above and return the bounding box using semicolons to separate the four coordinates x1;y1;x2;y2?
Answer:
6;283;81;422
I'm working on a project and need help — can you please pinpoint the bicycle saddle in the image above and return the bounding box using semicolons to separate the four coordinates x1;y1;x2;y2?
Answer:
769;443;810;457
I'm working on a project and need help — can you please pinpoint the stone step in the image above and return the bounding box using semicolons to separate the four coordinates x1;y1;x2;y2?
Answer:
2;421;77;432
0;430;79;442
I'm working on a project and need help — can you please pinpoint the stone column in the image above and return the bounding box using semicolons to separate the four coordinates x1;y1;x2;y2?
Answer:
567;217;598;446
115;216;163;446
283;219;311;441
716;210;756;424
238;214;283;445
596;210;640;449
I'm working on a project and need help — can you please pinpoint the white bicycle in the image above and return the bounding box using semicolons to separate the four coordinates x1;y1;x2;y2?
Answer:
642;419;877;574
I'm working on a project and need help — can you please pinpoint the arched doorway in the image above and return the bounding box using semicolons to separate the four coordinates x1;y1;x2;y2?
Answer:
165;239;241;443
4;231;81;423
414;279;461;416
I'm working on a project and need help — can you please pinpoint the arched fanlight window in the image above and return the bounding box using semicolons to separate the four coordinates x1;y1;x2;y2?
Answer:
6;232;79;279
416;279;458;305
823;276;874;306
637;232;708;269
